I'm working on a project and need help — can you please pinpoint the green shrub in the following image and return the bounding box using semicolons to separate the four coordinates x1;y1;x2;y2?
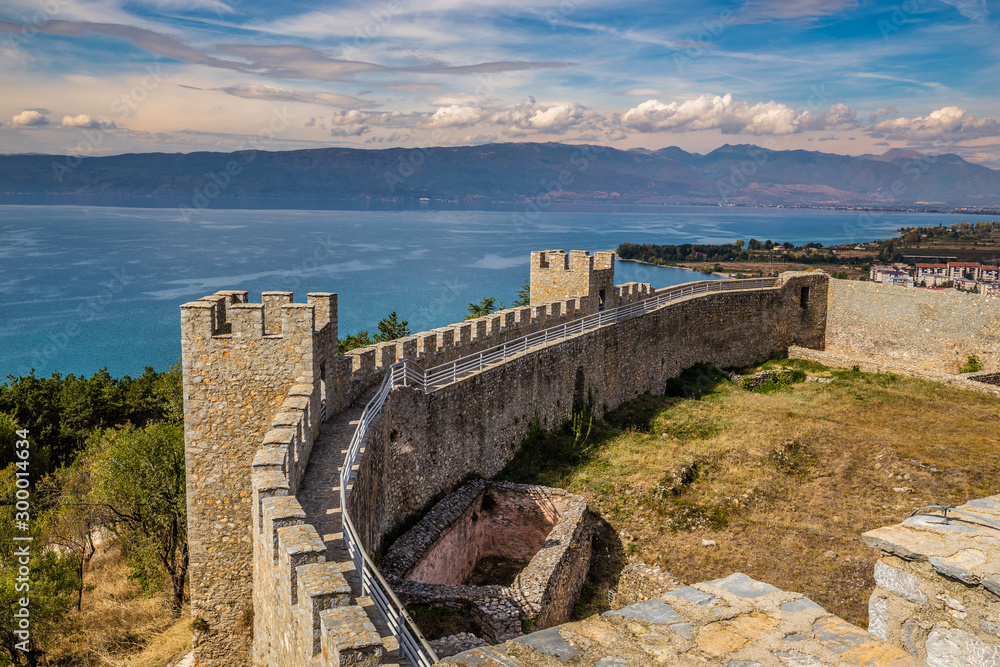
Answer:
959;355;984;374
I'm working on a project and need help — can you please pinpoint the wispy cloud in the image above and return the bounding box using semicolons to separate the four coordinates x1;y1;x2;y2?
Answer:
215;84;374;109
939;0;990;22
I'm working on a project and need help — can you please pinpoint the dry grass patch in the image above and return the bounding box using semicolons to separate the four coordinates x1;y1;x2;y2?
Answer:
495;359;1000;627
43;544;186;666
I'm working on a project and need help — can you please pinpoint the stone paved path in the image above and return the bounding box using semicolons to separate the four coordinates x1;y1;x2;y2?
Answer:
298;384;408;665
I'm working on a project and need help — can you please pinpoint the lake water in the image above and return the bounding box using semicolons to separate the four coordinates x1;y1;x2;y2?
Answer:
1;203;990;379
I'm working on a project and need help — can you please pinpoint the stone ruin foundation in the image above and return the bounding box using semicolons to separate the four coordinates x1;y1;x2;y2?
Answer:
382;480;592;656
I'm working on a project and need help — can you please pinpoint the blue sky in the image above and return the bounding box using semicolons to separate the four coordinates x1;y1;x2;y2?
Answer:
2;0;999;164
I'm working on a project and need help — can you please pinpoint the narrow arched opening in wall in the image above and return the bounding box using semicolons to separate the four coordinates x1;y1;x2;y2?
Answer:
573;366;586;414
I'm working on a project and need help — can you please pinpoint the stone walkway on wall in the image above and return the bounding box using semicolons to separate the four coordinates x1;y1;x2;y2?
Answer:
297;384;407;665
443;573;925;667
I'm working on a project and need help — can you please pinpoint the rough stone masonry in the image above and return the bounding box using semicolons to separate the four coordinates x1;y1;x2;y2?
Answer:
181;251;828;666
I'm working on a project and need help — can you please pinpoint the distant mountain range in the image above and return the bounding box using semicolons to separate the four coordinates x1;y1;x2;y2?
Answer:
2;142;999;208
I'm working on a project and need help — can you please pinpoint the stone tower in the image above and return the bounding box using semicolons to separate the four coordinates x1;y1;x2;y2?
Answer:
180;290;337;665
529;250;616;313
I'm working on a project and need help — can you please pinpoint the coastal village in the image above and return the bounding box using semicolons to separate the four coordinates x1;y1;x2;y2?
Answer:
869;261;1000;296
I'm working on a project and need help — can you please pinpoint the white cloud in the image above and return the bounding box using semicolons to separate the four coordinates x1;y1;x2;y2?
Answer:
868;106;1000;141
328;109;371;136
939;0;989;22
61;114;116;129
9;110;50;126
426;105;486;129
736;0;861;22
801;103;859;131
492;99;588;133
130;0;236;13
621;94;859;136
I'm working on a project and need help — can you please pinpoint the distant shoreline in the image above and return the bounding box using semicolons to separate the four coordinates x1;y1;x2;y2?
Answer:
615;255;730;278
1;193;999;216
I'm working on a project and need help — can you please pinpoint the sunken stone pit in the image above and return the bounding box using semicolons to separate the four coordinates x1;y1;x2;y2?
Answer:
382;480;592;653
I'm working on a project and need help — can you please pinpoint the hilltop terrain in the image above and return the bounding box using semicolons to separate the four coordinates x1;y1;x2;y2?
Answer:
3;143;1000;207
496;359;1000;628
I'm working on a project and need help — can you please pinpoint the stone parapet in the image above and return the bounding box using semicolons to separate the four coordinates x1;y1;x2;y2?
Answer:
864;496;1000;664
443;572;922;666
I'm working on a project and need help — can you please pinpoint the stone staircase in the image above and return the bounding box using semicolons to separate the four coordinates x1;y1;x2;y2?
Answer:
298;385;409;666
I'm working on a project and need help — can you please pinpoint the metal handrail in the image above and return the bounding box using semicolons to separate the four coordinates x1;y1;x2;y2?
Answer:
336;276;779;665
909;504;1000;531
339;365;439;667
402;277;778;392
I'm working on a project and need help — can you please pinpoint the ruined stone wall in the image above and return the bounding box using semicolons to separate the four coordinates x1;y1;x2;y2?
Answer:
607;563;683;610
827;279;1000;373
864;496;1000;665
181;291;337;665
348;272;828;556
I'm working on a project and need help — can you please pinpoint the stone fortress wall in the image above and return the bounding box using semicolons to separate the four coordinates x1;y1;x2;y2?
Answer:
183;251;827;666
825;279;1000;373
183;255;998;667
347;270;828;557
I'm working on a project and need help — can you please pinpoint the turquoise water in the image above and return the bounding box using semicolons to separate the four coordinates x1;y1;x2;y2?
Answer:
1;203;988;379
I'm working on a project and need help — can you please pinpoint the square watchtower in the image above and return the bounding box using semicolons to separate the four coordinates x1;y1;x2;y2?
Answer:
529;249;615;314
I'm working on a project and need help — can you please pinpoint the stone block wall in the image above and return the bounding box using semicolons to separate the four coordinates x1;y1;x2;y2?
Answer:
382;481;593;639
607;563;683;610
530;249;617;313
247;382;359;667
348;272;828;557
827;279;1000;372
864;496;1000;665
181;290;337;665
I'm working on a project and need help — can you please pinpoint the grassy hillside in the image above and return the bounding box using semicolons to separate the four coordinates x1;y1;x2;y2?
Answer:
495;359;1000;627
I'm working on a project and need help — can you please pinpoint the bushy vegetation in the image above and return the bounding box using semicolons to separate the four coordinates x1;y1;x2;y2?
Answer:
338;311;412;354
0;367;181;481
958;354;984;374
0;367;187;666
617;240;845;267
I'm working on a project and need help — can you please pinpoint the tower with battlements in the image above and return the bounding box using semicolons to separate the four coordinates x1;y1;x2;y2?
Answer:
530;249;616;313
181;290;338;664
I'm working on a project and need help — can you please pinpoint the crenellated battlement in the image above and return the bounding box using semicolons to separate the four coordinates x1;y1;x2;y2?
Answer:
530;249;617;312
182;290;337;341
184;254;831;667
